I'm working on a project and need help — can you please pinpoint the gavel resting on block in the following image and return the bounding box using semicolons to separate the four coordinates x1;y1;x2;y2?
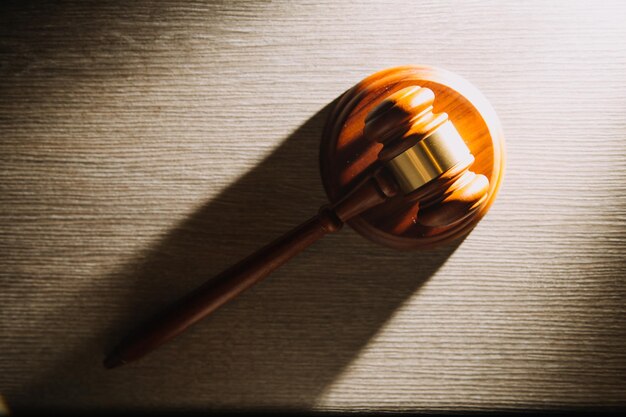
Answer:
104;66;505;368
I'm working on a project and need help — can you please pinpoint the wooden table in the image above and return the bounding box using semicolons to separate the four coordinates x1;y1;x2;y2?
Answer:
1;0;625;412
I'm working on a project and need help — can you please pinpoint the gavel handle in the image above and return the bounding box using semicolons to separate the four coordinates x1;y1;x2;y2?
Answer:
104;169;398;368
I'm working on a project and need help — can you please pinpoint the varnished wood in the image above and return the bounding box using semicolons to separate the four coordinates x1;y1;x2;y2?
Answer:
104;167;398;368
364;85;490;229
106;68;500;367
104;208;345;367
321;66;505;249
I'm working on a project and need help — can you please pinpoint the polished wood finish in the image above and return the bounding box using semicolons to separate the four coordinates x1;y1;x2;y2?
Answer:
320;66;505;249
106;66;504;367
104;167;398;368
364;86;490;228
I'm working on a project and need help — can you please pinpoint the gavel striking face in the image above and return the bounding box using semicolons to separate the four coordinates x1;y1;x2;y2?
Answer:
105;66;505;368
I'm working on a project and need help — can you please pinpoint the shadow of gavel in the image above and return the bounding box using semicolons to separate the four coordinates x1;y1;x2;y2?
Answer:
104;67;502;369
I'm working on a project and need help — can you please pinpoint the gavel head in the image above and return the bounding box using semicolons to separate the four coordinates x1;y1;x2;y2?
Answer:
364;86;489;228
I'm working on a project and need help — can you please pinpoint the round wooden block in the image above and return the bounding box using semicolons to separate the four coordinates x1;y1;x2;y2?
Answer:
320;66;505;250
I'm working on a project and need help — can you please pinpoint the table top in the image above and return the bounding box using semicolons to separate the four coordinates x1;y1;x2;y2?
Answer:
1;0;625;412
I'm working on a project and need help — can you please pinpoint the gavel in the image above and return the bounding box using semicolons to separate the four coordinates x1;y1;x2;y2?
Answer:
105;66;504;368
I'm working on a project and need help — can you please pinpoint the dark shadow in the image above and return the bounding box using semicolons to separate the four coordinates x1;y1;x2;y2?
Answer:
13;102;462;412
2;1;462;412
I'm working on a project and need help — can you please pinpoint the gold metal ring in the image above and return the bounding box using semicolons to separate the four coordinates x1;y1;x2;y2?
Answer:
387;121;471;192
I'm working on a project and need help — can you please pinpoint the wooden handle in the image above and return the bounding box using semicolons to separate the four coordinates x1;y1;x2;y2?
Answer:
104;170;397;368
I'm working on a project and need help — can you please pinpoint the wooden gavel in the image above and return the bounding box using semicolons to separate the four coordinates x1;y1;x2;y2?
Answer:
105;66;504;368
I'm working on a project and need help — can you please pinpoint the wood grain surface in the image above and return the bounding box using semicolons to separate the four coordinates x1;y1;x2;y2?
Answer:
1;0;625;413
